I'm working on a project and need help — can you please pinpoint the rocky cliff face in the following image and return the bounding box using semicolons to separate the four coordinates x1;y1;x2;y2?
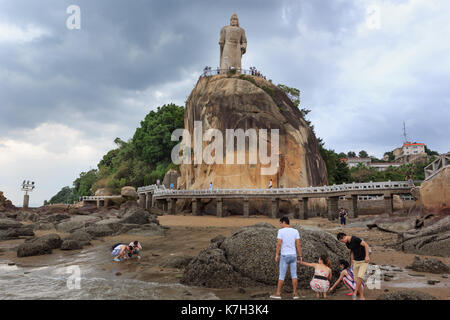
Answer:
420;167;450;215
178;74;328;192
0;191;16;212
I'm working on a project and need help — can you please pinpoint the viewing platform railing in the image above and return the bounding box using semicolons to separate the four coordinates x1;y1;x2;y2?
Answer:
424;152;450;181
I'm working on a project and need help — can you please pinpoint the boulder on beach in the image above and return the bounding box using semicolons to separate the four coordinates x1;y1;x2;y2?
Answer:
121;186;138;200
0;191;16;212
61;240;83;250
397;216;450;257
85;224;115;237
118;201;159;225
55;216;101;233
0;218;22;230
64;230;92;246
377;290;437;300
406;256;450;274
17;234;63;257
181;223;348;288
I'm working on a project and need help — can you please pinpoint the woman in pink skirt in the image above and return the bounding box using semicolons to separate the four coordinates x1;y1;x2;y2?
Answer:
300;255;332;298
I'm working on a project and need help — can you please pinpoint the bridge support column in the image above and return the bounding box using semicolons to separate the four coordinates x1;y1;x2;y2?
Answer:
96;199;100;208
243;198;249;218
271;198;279;219
346;195;358;218
298;198;308;220
192;198;199;216
216;198;223;218
384;194;394;216
104;198;110;208
327;196;339;221
167;198;175;215
145;192;152;210
139;194;145;208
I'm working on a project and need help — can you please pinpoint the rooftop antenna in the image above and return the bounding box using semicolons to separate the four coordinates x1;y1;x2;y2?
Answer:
402;121;409;144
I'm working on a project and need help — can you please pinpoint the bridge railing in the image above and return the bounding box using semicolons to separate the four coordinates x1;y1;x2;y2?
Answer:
200;67;267;79
150;181;411;198
82;195;122;201
424;152;450;181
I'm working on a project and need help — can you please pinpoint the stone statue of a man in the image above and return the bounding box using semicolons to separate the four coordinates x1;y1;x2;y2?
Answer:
219;13;247;72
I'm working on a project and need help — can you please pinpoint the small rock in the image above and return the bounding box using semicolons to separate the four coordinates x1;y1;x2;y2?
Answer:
250;292;270;299
442;274;448;279
7;262;15;266
427;280;440;285
115;272;122;276
237;287;246;294
384;289;389;292
183;290;192;296
408;273;425;277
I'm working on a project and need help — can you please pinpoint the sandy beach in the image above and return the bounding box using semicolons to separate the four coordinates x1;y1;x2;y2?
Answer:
1;214;449;300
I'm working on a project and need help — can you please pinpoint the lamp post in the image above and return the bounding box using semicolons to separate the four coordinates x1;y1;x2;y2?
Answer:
21;180;35;209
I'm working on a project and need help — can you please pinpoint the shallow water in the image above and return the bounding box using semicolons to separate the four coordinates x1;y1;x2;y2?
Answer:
0;244;218;300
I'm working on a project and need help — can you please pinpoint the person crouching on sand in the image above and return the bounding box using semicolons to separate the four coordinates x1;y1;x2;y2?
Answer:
329;259;365;297
300;254;332;299
337;232;370;300
128;240;142;260
111;243;132;262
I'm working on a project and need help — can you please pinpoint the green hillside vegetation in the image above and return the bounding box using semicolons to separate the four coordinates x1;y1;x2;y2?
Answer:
45;103;184;204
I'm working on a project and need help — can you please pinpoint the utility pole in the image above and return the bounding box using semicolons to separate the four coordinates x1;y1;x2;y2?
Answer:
21;180;35;209
402;121;409;143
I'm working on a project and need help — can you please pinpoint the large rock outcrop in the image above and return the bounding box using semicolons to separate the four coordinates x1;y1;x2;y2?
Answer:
177;74;328;215
0;191;16;212
420;167;450;215
397;215;450;257
181;223;347;288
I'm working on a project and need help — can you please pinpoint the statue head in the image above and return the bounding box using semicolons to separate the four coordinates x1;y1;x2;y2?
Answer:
230;13;239;27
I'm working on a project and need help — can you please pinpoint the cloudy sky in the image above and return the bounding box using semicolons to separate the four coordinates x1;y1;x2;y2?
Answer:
1;0;449;206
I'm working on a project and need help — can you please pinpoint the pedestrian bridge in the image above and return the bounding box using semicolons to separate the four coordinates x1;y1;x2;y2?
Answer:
135;181;413;220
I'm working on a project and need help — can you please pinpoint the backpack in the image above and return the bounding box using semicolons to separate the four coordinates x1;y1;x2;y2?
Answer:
111;242;125;252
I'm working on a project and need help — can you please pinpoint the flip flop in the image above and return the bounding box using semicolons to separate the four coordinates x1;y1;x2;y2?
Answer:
345;293;353;296
269;295;282;299
292;295;300;300
113;258;121;262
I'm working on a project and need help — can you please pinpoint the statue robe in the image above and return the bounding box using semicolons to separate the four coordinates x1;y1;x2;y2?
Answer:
219;25;247;72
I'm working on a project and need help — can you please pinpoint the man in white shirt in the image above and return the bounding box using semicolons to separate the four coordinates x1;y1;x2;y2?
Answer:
270;216;302;299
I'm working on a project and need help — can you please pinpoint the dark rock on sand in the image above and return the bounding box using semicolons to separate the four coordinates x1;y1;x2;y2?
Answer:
406;256;450;274
182;223;348;289
17;242;52;257
64;230;92;246
55;216;101;233
25;234;63;249
17;234;63;257
0;218;22;230
118;202;159;225
85;224;115;237
181;247;253;288
61;240;82;250
0;227;34;240
377;290;437;300
397;216;450;257
160;255;194;269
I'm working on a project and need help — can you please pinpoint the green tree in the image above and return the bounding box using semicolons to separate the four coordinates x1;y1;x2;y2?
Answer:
347;151;356;158
359;150;369;158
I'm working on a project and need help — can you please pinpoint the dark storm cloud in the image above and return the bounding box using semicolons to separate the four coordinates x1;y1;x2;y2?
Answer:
0;0;448;149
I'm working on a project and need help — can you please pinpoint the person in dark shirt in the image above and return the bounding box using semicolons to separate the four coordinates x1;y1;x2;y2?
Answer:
337;232;370;300
339;208;348;226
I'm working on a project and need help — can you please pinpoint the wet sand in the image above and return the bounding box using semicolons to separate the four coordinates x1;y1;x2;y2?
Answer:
1;215;449;300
